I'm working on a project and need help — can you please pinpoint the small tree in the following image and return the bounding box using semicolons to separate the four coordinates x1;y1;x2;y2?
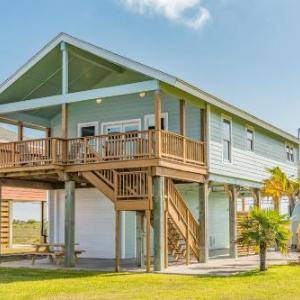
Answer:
237;207;291;271
262;167;299;214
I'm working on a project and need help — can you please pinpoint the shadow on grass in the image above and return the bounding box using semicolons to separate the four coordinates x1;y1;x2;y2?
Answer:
0;267;136;284
0;263;298;284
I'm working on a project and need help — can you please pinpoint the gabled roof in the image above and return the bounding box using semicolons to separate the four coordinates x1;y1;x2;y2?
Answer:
0;32;299;144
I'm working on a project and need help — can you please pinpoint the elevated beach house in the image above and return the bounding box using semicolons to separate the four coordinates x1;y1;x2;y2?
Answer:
0;33;298;271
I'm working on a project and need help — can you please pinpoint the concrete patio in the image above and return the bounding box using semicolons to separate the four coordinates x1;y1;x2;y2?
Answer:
0;251;298;276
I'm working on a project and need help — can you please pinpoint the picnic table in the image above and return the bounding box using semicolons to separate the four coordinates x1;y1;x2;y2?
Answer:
31;243;85;265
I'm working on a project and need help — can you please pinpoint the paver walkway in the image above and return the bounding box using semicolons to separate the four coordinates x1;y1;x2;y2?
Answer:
0;251;298;276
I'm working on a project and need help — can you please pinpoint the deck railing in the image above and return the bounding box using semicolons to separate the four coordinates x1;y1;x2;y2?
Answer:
0;130;205;168
116;171;148;200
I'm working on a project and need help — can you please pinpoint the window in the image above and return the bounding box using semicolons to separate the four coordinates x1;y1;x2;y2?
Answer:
77;122;98;137
246;128;254;152
286;145;294;162
77;122;99;153
222;118;232;162
102;119;141;134
144;113;168;130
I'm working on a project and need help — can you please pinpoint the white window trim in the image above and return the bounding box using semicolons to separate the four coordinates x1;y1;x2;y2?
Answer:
245;125;255;153
77;121;99;137
101;118;142;134
144;112;168;130
285;142;295;163
221;114;233;164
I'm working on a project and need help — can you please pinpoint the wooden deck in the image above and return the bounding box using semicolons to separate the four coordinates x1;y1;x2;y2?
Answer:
0;130;207;181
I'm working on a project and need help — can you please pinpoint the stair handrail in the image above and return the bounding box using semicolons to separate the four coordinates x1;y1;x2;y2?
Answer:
167;180;200;243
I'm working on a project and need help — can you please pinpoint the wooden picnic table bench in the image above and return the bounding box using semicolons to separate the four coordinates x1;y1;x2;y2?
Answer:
31;243;85;265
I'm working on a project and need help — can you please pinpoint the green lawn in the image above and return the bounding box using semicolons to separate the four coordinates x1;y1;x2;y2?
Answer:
0;265;300;300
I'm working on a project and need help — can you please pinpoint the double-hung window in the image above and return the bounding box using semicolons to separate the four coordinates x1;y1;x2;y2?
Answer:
222;118;232;162
286;145;294;162
246;128;254;152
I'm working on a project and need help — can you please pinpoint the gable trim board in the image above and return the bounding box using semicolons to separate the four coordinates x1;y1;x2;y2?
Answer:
0;33;298;144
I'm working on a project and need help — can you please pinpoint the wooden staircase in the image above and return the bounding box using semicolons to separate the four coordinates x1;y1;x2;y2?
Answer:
81;169;151;210
81;167;200;264
165;179;200;263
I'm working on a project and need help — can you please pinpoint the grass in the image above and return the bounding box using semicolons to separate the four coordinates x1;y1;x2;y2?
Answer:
0;265;300;299
13;221;41;244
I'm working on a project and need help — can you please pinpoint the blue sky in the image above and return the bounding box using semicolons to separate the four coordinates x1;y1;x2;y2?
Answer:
0;0;299;135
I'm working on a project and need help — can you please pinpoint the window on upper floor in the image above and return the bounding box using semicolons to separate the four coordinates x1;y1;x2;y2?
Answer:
78;122;98;137
222;118;232;162
246;128;254;152
286;144;294;162
144;113;168;130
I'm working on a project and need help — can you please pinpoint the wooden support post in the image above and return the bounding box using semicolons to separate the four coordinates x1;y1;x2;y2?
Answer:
154;90;162;158
51;139;58;164
46;128;51;138
200;106;208;164
17;122;23;141
254;188;261;208
64;180;75;267
251;188;261;208
241;196;246;212
136;212;145;267
180;99;186;162
115;210;121;272
145;209;151;272
229;185;238;259
61;104;68;139
186;212;190;265
179;99;186;136
60;41;69;140
164;179;169;269
199;181;209;263
40;201;47;243
153;176;165;271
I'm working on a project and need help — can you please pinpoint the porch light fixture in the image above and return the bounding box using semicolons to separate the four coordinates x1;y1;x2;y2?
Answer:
139;92;146;98
96;98;102;104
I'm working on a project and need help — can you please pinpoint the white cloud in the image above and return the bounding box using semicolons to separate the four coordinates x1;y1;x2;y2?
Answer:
120;0;210;30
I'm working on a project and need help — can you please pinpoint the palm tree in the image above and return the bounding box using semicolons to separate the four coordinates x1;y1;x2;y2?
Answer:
262;167;298;214
237;207;291;271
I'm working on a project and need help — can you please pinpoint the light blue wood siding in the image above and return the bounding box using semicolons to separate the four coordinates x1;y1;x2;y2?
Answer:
209;106;298;184
50;92;202;140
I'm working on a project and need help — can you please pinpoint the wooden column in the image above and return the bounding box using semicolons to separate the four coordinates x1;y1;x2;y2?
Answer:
153;176;165;271
60;41;68;139
186;213;190;265
251;188;261;208
179;99;186;136
199;181;209;263
17;122;23;141
115;210;121;272
64;180;75;267
154;90;161;158
164;180;169;269
229;185;238;259
61;104;68;139
200;106;208;165
145;209;151;272
40;201;47;243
